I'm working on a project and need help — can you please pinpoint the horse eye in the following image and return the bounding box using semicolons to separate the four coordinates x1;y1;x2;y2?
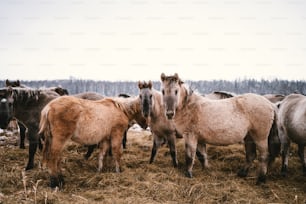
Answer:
162;90;165;95
150;94;152;99
175;90;178;95
139;95;142;99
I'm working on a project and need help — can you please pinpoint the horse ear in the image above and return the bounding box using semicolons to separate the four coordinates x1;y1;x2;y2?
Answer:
16;80;20;86
138;81;143;89
5;79;9;86
148;81;152;89
174;73;179;80
161;73;166;81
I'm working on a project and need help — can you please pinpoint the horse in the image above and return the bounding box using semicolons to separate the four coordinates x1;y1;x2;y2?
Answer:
204;91;236;99
277;94;306;176
39;95;146;188
4;80;69;149
0;87;60;170
138;81;188;167
160;73;280;184
263;94;285;104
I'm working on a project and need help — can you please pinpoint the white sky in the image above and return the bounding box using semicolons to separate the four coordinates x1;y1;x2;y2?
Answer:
0;0;306;81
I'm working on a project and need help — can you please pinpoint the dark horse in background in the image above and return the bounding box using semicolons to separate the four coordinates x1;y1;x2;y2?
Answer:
4;79;69;149
0;87;61;170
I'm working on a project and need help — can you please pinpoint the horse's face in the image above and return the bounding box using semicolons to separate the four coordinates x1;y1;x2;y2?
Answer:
160;73;182;119
138;81;153;118
0;88;14;129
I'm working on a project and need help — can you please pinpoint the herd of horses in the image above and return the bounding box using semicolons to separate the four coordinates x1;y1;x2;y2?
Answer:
0;75;305;189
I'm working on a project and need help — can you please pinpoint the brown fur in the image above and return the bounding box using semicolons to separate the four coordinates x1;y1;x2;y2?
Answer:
263;94;285;103
39;95;144;188
278;94;306;176
160;73;277;184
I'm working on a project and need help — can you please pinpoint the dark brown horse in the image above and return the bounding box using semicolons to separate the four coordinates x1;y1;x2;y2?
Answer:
277;94;306;176
4;80;69;149
160;73;279;184
0;87;60;170
39;95;145;188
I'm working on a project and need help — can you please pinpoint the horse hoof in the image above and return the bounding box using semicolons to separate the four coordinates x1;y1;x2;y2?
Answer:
281;166;288;177
25;164;34;171
185;171;193;178
50;175;65;189
237;169;248;177
256;175;266;185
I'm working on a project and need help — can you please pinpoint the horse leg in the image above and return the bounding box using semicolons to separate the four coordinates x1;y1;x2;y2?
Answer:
185;134;197;178
111;131;123;173
238;135;256;178
196;142;209;170
167;133;178;167
297;144;306;176
47;140;66;189
281;139;290;177
149;133;164;164
25;129;39;170
18;121;26;149
84;144;97;160
98;140;110;172
122;129;127;149
255;140;269;185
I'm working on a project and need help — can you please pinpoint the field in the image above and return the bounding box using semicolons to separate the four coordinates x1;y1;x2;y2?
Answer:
0;126;305;204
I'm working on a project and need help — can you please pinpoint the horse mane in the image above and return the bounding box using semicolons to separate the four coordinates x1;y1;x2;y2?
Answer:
8;87;41;104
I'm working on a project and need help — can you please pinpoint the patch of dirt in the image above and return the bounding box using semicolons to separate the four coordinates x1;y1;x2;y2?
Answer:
0;128;305;203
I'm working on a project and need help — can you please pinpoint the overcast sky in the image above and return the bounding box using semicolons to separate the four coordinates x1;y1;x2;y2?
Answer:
0;0;306;81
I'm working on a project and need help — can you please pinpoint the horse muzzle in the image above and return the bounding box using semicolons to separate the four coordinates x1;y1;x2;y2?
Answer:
166;110;175;119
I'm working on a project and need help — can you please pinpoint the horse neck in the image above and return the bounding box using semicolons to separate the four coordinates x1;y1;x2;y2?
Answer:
178;84;191;110
119;96;141;121
150;89;163;119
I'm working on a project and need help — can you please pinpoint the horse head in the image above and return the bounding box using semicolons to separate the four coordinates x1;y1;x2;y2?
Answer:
0;87;14;129
160;73;184;119
138;80;153;118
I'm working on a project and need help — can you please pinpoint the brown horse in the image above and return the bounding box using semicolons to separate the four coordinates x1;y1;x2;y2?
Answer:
39;95;145;188
204;91;236;99
160;73;279;184
277;94;306;176
138;81;191;167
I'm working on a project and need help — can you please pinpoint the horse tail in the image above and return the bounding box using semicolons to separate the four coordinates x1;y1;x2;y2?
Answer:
39;105;52;164
268;106;281;164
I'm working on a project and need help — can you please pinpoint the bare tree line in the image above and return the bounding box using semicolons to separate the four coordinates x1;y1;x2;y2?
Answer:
2;78;306;96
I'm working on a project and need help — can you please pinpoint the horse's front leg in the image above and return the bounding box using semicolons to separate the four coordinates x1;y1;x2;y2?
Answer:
111;130;124;173
196;142;210;170
297;144;306;176
167;133;178;167
25;130;39;170
238;134;256;178
18;121;27;149
98;140;110;172
184;134;197;178
149;133;164;164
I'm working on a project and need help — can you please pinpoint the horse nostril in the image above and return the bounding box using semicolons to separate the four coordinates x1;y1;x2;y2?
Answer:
166;110;174;119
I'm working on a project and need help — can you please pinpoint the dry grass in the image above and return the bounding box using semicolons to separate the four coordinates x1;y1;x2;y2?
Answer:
0;129;305;204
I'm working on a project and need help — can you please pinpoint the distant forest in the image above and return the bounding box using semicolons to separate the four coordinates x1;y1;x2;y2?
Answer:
1;78;306;96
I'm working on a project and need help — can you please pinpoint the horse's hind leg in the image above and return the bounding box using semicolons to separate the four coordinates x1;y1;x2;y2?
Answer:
111;130;124;173
238;135;256;178
196;142;209;169
297;144;306;176
184;134;197;178
98;140;110;172
281;139;290;177
255;140;269;185
167;133;178;167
